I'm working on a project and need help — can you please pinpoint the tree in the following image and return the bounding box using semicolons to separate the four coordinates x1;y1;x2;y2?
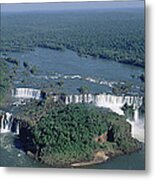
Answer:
77;86;89;94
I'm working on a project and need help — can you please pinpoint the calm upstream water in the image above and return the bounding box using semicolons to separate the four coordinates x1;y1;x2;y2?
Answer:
1;48;145;169
8;47;143;95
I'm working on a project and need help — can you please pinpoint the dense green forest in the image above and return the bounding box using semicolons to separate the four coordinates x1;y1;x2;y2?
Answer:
0;56;20;105
18;99;141;166
1;9;144;67
0;60;11;105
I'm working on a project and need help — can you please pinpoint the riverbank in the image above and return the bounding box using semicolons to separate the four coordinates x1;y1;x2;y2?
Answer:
71;146;143;168
71;151;111;168
86;144;145;170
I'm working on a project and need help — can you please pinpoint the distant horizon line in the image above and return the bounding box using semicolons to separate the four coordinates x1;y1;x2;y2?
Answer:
1;1;144;13
1;7;144;14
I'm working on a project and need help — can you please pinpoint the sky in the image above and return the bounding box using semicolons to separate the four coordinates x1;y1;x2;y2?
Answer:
1;1;144;12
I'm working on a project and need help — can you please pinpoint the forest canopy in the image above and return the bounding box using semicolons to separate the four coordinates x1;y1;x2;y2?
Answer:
19;102;141;166
0;60;11;105
1;9;144;67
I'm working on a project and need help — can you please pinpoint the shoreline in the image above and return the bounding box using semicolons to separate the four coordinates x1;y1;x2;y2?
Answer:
71;151;109;168
71;146;143;168
71;151;121;168
0;132;144;168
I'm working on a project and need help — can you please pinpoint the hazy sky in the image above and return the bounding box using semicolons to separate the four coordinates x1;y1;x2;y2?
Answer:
1;1;144;12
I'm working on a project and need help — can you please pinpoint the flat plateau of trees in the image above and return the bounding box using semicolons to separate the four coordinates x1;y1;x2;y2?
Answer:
0;57;20;106
1;10;144;67
0;59;12;105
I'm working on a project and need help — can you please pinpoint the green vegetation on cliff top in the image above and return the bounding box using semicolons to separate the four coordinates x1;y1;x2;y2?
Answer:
18;99;141;166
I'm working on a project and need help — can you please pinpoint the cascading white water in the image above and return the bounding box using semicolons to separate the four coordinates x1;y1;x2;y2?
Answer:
52;93;143;117
78;94;83;103
53;93;143;111
0;112;20;135
11;90;145;141
12;88;42;100
134;109;139;123
0;112;13;133
126;108;144;143
65;96;69;105
60;93;143;116
93;94;124;115
74;95;79;103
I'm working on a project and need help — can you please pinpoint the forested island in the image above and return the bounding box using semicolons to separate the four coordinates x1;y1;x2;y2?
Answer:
15;98;141;167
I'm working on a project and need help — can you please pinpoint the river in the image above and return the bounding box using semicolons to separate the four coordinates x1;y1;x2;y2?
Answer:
8;47;143;94
0;47;145;169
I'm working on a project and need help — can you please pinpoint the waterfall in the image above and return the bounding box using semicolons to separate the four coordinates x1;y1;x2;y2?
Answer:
52;93;143;110
126;107;144;143
134;109;139;123
0;112;13;133
65;96;69;105
7;87;146;142
12;89;143;116
51;93;143;116
60;93;143;116
74;95;79;103
12;88;43;100
0;112;20;135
